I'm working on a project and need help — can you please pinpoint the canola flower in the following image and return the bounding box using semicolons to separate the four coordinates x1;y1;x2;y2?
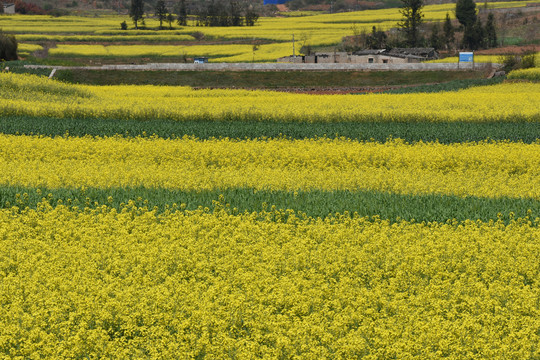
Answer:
0;134;539;199
16;43;43;56
16;34;195;42
1;73;538;123
47;43;296;63
508;67;540;81
0;203;538;358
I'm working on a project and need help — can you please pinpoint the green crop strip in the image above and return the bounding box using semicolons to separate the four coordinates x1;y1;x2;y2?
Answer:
1;186;538;223
1;117;539;143
52;69;483;88
380;77;505;94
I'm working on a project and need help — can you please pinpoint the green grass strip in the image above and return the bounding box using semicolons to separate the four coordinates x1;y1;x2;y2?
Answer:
380;77;505;94
1;186;538;223
1;117;539;143
53;69;484;88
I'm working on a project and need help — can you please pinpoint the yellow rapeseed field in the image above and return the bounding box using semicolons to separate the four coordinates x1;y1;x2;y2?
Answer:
47;43;294;62
1;204;538;358
508;67;540;81
1;73;538;122
1;134;539;199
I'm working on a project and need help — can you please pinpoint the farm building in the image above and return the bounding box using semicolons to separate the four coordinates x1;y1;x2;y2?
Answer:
2;3;15;14
278;48;439;64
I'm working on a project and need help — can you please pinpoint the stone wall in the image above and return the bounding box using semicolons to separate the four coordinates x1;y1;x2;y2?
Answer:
25;62;497;72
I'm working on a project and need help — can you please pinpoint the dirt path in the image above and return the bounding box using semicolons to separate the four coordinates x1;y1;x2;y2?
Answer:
475;45;539;55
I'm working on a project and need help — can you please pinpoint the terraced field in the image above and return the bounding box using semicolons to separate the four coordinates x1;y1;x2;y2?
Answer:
1;0;536;62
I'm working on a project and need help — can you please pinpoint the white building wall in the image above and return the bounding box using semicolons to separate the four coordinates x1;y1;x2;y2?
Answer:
3;4;15;14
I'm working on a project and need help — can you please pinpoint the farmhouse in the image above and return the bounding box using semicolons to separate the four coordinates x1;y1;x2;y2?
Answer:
2;3;15;14
278;48;439;64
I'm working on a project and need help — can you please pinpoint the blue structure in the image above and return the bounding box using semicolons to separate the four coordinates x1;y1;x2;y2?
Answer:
263;0;292;4
459;52;474;63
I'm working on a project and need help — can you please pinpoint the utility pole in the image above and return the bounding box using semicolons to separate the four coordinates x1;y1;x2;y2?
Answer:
292;34;295;58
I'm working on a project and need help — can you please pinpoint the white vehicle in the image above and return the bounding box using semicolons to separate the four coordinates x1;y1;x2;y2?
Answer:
194;57;208;64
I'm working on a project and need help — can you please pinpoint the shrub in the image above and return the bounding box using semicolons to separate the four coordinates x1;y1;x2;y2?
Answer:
0;30;18;61
521;52;536;69
191;31;205;41
498;54;520;72
49;9;69;17
499;52;538;72
120;21;128;30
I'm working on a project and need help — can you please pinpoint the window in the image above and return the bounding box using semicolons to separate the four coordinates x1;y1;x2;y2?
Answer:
383;59;388;64
368;58;374;63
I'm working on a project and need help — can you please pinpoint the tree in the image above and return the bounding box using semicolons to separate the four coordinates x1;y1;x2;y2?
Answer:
155;0;167;29
442;12;455;50
245;8;259;27
177;0;187;26
429;22;443;50
463;17;484;49
167;12;175;29
456;0;477;28
456;0;478;49
398;0;424;47
472;17;486;49
229;1;242;26
129;0;144;29
0;1;4;15
0;29;18;61
366;26;387;49
485;13;497;48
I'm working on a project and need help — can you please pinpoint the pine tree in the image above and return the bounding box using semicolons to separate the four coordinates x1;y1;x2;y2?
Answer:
130;0;144;29
472;17;486;49
442;13;455;50
456;0;477;28
155;0;167;29
464;17;485;49
398;0;424;47
456;0;478;49
485;13;497;48
429;22;443;50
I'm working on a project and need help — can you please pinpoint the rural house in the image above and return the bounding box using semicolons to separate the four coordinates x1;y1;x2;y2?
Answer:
278;48;439;64
2;3;15;14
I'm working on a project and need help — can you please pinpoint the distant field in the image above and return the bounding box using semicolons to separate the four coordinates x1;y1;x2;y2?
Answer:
1;0;536;62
